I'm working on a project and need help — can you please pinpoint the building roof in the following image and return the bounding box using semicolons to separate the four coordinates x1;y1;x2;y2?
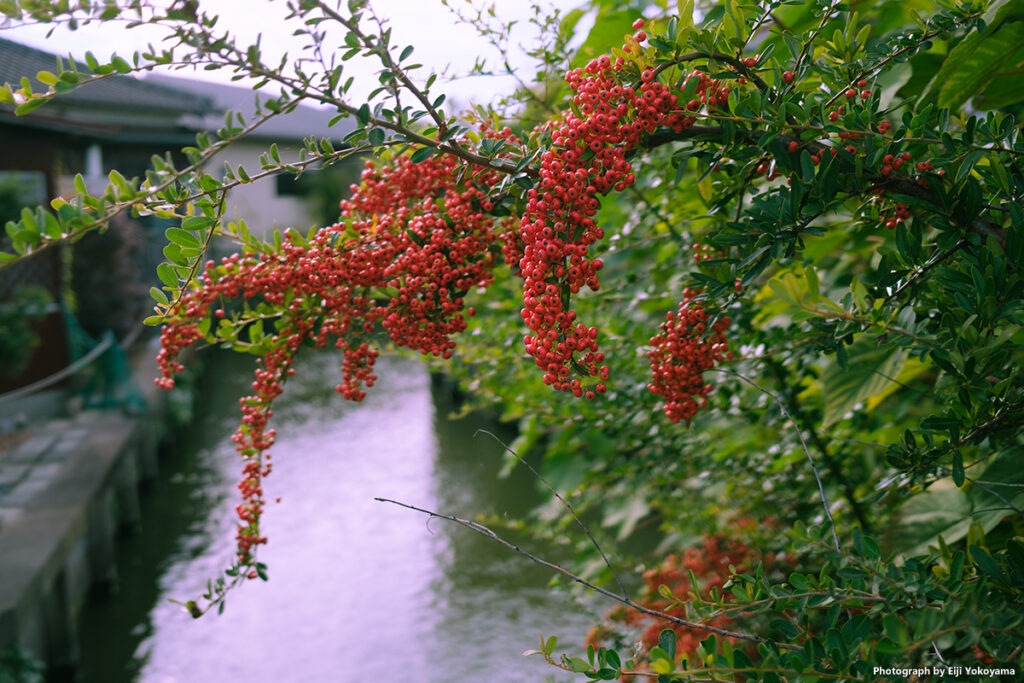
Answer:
0;36;211;115
0;36;352;145
144;72;352;143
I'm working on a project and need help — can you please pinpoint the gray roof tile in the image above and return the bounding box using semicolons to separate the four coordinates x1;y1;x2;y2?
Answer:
0;36;211;114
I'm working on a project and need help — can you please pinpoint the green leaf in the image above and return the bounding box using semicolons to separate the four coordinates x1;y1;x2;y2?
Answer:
166;227;201;248
182;216;216;230
952;451;965;487
571;10;637;69
697;174;712;202
800;150;815;180
409;146;435;163
933;21;1024;110
651;658;673;674
982;0;1024;28
677;0;694;28
603;491;649;541
41;211;60;239
658;629;677;662
891;450;1024;556
559;8;585;41
969;546;1004;583
14;97;49;115
822;338;907;428
566;656;591;673
866;357;928;410
110;55;132;74
157;262;178;288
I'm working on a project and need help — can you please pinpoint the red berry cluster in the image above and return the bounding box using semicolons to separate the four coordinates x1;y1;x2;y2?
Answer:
155;151;502;571
879;151;911;177
518;43;726;397
691;242;721;263
876;201;912;230
587;522;793;668
587;532;767;662
646;289;732;422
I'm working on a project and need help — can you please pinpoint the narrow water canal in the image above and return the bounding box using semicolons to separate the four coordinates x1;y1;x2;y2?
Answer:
77;351;594;682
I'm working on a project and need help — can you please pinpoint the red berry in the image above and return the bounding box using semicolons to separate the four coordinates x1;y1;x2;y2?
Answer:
845;88;857;98
647;290;730;423
788;140;799;152
632;18;644;29
782;70;794;83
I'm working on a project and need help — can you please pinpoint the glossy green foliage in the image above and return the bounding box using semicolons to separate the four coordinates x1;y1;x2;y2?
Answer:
0;0;1021;677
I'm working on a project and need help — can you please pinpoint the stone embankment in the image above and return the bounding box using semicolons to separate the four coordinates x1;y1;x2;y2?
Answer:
0;346;173;680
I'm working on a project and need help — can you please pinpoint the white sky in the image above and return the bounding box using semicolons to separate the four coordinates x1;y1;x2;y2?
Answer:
1;0;586;108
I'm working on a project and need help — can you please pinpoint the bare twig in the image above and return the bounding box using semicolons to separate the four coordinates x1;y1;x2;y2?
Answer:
474;429;630;599
790;1;841;81
373;496;800;650
652;52;769;93
884;238;968;302
964;477;1024;520
316;0;449;137
715;368;842;552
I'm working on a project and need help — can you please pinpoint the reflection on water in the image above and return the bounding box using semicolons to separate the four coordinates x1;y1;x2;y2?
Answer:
77;351;593;682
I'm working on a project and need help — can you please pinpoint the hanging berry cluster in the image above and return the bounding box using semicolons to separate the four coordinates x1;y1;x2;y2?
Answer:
587;532;761;662
517;38;726;398
155;152;503;571
152;37;759;583
647;289;732;423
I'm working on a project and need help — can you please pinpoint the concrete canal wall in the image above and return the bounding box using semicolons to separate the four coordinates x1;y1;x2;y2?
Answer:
0;348;172;680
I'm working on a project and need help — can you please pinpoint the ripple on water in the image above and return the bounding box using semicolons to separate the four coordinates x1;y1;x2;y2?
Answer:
84;352;593;683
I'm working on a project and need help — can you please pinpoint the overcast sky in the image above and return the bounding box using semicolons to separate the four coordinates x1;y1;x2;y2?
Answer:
2;0;586;107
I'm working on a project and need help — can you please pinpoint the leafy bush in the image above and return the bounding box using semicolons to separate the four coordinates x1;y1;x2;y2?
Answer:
0;286;50;379
0;0;1021;679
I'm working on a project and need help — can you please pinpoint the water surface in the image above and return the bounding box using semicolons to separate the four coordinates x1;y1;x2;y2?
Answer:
78;352;593;682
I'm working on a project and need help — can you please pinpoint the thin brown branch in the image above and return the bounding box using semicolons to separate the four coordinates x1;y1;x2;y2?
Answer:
316;0;448;137
652;52;770;93
884;239;968;303
374;496;801;651
714;368;842;552
0;91;312;270
473;429;631;600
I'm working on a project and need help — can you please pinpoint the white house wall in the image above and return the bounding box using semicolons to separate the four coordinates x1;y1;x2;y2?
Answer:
211;141;319;242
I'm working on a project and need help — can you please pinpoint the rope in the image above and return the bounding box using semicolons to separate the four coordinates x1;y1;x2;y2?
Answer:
0;332;114;405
